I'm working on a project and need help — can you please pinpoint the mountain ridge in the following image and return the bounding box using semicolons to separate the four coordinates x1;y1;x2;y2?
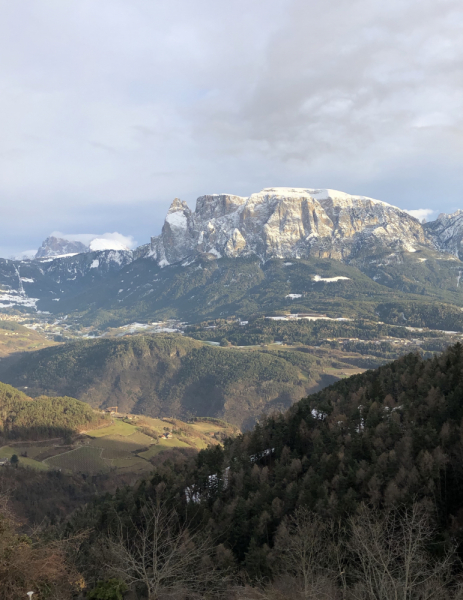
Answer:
1;187;463;329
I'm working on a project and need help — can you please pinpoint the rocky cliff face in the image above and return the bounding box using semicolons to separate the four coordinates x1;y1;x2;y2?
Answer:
150;187;428;265
424;210;463;260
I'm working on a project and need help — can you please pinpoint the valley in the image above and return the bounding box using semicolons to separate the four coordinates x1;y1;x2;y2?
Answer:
1;188;463;598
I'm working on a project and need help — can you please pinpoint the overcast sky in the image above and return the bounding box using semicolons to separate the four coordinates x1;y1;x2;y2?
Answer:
1;0;462;257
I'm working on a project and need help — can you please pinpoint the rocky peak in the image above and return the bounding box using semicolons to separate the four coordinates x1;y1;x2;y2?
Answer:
195;194;246;221
149;187;434;267
35;236;88;259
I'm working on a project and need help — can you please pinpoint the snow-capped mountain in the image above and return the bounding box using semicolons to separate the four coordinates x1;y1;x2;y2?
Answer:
1;186;463;323
149;187;428;266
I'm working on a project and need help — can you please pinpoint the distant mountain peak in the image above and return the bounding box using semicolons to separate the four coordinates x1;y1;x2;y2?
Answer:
35;236;88;259
35;235;130;259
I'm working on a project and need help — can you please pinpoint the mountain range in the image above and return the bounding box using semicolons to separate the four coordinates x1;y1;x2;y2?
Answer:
1;187;463;328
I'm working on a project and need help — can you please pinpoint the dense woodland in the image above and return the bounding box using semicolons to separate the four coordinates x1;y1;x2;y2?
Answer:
0;334;349;428
0;382;104;441
46;253;463;330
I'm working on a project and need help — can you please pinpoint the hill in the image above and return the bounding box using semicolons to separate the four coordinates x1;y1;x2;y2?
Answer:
0;334;367;429
41;253;463;330
0;381;104;441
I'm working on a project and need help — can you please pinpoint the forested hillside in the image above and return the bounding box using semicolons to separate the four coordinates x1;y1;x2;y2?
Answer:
0;381;104;441
0;334;358;428
61;342;463;598
37;254;463;329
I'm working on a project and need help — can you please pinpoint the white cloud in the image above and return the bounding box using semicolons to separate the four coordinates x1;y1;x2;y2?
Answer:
404;209;436;222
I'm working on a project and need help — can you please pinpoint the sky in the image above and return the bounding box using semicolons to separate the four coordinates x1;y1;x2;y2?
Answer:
0;0;462;257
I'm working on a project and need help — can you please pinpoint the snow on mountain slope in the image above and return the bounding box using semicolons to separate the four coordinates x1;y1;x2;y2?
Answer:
149;187;428;266
424;210;463;259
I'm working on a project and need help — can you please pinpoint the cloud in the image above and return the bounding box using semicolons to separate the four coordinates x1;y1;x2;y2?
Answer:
403;209;436;222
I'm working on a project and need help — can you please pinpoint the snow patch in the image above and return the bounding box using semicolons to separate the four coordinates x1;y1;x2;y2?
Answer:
313;275;350;283
166;211;188;228
0;290;38;308
90;259;99;269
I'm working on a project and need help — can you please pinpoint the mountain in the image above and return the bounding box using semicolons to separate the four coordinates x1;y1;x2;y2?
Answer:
35;234;130;259
1;187;463;332
424;210;463;259
35;236;89;259
0;334;354;429
150;188;428;265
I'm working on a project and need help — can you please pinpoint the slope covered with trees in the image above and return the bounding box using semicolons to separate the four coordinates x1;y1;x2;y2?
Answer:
0;381;103;441
39;254;463;329
0;334;354;429
62;342;463;598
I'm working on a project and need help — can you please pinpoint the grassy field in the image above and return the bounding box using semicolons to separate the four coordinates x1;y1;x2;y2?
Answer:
0;321;56;358
0;446;50;471
87;432;153;459
45;446;109;473
139;437;191;460
85;420;138;437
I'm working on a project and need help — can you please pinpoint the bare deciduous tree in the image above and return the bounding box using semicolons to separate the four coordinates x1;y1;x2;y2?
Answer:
272;507;338;600
104;500;226;599
348;503;457;600
0;492;79;600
